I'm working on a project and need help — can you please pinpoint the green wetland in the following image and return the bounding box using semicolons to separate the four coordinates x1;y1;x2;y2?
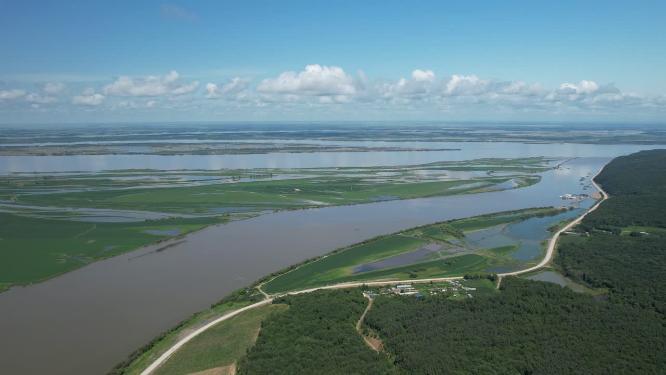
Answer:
1;158;545;290
0;132;662;374
262;206;580;294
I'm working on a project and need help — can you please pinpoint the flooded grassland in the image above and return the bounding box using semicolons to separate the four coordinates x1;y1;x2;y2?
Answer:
0;157;547;291
0;135;664;374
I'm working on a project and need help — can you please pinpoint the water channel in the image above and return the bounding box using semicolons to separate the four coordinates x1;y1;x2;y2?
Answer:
0;142;663;374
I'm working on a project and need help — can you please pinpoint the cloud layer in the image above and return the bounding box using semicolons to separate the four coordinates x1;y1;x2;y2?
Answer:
1;66;665;120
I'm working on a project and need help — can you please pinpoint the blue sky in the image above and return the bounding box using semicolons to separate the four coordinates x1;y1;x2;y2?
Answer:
1;0;665;123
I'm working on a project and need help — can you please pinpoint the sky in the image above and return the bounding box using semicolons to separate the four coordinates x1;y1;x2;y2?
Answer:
1;0;665;124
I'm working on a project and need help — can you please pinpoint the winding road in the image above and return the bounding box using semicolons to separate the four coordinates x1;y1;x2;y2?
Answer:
140;166;608;375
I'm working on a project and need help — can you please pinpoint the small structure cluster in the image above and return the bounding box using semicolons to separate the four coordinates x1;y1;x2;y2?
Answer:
560;193;589;201
429;280;477;299
391;284;419;296
367;280;482;300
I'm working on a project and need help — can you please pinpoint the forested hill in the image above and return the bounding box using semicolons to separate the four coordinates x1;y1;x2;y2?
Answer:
582;149;666;229
559;149;666;313
595;149;666;195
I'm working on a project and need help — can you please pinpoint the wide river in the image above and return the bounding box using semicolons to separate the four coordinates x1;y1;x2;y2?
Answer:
0;142;664;374
0;141;660;172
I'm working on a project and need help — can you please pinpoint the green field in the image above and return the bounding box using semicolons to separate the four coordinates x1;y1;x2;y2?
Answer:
1;158;548;214
0;158;549;291
115;287;265;375
0;213;222;291
262;207;565;293
153;304;288;375
7;175;534;214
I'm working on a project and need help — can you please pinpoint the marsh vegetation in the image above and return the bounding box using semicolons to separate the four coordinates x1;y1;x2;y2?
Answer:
0;158;546;290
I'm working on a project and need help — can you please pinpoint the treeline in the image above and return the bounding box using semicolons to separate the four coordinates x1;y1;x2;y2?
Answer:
365;278;664;374
237;289;398;375
360;150;666;374
557;149;666;313
582;149;666;229
558;233;665;313
236;150;666;374
594;149;666;196
578;194;666;230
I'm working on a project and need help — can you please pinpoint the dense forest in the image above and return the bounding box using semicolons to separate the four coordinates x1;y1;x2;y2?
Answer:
581;150;666;230
559;149;666;313
558;233;665;312
594;149;666;196
366;277;663;374
237;289;397;375
236;150;666;374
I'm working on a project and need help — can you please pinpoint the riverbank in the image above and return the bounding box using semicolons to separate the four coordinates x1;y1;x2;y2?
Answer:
1;158;546;292
130;163;608;375
129;196;602;374
0;156;610;375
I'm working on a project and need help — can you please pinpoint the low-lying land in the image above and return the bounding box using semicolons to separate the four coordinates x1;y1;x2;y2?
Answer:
121;150;665;375
1;158;547;214
0;142;460;156
153;303;287;375
0;158;547;291
0;213;223;292
262;207;571;294
3;123;666;147
115;205;578;374
111;287;266;375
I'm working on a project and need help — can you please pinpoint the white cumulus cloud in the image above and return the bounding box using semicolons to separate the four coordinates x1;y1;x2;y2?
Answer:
26;93;57;104
104;70;199;97
43;82;65;95
205;83;218;98
72;88;105;106
559;80;599;95
0;89;26;100
4;64;663;118
445;75;489;96
412;69;435;82
257;64;357;97
379;69;438;101
206;77;249;99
